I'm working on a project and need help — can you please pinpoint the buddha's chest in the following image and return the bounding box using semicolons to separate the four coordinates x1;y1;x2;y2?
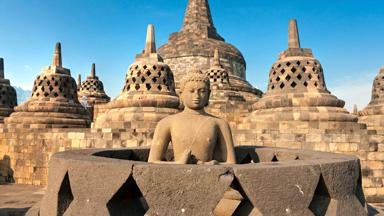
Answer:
170;120;218;160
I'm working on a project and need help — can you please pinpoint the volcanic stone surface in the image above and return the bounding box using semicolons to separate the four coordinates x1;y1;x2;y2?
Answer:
28;146;367;216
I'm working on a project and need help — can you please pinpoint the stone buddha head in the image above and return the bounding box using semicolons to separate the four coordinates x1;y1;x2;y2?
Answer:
179;69;211;110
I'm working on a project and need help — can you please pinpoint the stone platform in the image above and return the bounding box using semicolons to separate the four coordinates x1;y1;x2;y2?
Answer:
28;146;367;216
1;184;383;216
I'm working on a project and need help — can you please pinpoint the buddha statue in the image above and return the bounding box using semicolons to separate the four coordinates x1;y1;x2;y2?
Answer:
148;69;236;164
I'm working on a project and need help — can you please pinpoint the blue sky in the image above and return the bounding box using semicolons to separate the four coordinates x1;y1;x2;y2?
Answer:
0;0;383;111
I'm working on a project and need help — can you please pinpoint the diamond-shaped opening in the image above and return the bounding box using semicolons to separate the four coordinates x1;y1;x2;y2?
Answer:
271;155;279;162
297;74;302;80
272;71;276;75
286;62;291;67
276;77;281;82
143;65;148;69
314;82;318;87
157;85;162;91
135;84;140;90
152;65;157;70
279;83;285;89
291;67;297;73
132;77;136;83
146;70;151;77
145;84;151;91
57;172;74;216
107;175;149;216
277;64;281;68
296;61;301;65
281;69;285;74
291;82;297;88
285;75;291;81
309;175;331;216
302;67;307;72
214;177;260;216
304;81;308;87
271;85;275;90
308;74;312;80
141;77;146;83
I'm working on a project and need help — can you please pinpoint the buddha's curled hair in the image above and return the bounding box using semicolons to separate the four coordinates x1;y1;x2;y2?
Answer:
180;69;210;93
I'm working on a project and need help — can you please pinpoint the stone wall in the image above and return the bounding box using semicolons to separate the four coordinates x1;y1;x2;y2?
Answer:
0;127;155;185
163;56;246;84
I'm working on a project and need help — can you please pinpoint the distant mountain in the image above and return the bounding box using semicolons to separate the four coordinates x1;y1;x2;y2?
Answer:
13;86;32;104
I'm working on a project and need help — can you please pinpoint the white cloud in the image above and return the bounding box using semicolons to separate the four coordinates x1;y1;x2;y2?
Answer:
329;70;376;112
23;65;33;72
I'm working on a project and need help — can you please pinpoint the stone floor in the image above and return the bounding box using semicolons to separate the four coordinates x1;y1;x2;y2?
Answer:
0;184;383;216
0;184;45;216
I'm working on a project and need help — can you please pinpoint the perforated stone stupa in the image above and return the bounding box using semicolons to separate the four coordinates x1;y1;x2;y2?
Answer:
359;67;384;131
235;20;369;153
78;64;110;106
4;43;91;128
0;58;17;123
203;49;252;130
94;25;179;136
158;0;262;101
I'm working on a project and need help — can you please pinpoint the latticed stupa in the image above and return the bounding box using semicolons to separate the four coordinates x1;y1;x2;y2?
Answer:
359;67;384;132
4;43;91;128
158;0;262;101
0;58;17;123
203;49;251;129
235;20;368;152
78;63;110;105
94;25;179;133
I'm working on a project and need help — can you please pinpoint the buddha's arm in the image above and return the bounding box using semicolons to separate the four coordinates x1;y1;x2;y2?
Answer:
148;120;191;164
218;121;236;164
148;120;171;163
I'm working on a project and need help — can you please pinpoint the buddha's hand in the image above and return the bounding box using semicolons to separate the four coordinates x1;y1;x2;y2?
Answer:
176;149;191;164
197;160;219;165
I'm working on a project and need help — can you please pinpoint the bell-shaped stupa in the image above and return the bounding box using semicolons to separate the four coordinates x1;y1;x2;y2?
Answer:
203;48;250;130
359;67;384;130
0;58;17;123
94;25;179;132
235;20;367;151
158;0;262;101
4;43;91;128
78;63;110;105
205;48;244;101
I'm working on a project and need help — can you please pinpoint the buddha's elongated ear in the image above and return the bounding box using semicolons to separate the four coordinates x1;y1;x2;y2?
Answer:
205;89;211;107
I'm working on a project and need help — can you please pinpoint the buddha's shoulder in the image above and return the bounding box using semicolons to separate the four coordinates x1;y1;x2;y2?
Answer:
158;113;184;124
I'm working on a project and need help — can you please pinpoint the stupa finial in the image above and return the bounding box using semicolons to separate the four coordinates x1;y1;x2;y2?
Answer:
77;74;82;86
213;48;221;67
288;19;301;49
144;24;156;54
353;104;358;114
52;42;62;67
91;63;96;78
0;58;4;79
